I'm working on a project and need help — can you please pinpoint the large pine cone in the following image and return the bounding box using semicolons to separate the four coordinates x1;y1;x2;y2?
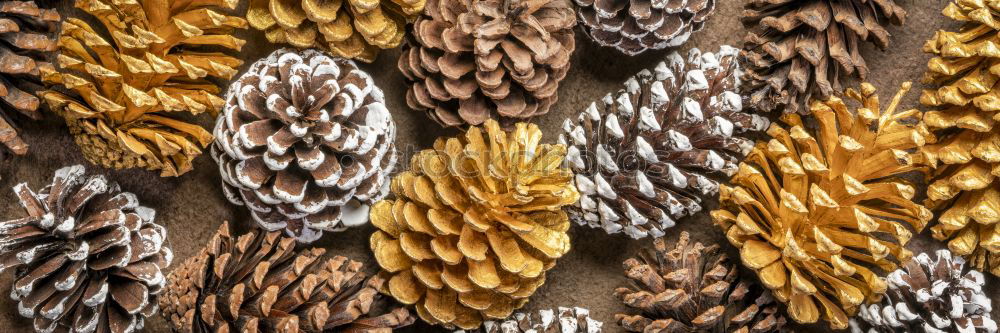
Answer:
0;165;172;333
40;0;246;177
456;307;604;333
614;231;786;333
741;0;906;114
712;83;934;329
399;0;576;127
559;46;768;239
370;120;580;329
160;222;414;333
574;0;714;56
211;48;397;243
0;0;58;155
849;250;996;333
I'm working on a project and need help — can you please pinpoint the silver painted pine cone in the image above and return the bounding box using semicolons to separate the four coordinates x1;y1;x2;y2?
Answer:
455;307;604;333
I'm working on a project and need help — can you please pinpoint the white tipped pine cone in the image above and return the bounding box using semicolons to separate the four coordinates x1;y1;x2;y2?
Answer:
456;307;604;333
212;48;397;243
574;0;715;55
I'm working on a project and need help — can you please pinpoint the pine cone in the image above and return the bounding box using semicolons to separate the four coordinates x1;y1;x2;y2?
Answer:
370;119;580;329
711;83;934;329
741;0;906;114
0;0;59;155
399;0;576;127
574;0;714;56
160;222;415;333
40;0;247;177
0;165;172;333
558;46;768;239
211;48;397;243
456;307;604;333
849;249;996;333
246;0;424;63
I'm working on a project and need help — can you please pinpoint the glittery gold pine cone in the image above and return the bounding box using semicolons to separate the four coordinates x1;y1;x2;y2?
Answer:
370;119;580;329
711;83;934;329
0;0;59;156
40;0;247;177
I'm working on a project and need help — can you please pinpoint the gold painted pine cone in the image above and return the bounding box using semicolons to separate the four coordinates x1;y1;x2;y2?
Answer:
246;0;424;63
574;0;715;56
0;0;59;156
370;119;580;329
455;307;604;332
712;83;934;329
40;0;247;177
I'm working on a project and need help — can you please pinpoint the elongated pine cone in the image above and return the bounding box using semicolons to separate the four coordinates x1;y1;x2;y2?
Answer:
0;165;172;333
559;46;768;239
399;0;576;127
741;0;906;114
159;222;415;333
456;307;604;333
40;0;246;177
370;120;580;329
211;49;397;243
711;83;934;329
246;0;424;63
848;249;997;333
0;0;59;155
574;0;714;55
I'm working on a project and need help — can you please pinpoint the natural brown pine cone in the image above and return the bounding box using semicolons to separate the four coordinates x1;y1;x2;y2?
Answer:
614;231;786;333
246;0;424;63
455;307;604;333
559;46;768;239
399;0;576;127
160;222;415;333
574;0;715;55
40;0;246;177
0;165;173;333
370;119;580;329
211;48;397;243
0;0;59;156
741;0;906;114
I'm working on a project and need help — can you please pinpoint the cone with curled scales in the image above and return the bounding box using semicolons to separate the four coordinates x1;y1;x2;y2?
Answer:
370;119;580;329
212;48;397;243
455;307;604;332
559;45;768;239
573;0;715;55
0;165;172;333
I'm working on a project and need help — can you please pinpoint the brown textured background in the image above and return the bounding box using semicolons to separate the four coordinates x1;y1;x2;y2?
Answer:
0;0;975;332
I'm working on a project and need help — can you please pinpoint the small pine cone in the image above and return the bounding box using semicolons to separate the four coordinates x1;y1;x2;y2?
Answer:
456;307;604;333
849;249;997;333
558;46;768;239
0;165;172;333
245;0;424;63
40;0;247;177
399;0;576;127
712;83;934;329
741;0;906;114
0;0;59;155
211;48;397;243
160;222;415;333
574;0;714;56
370;119;580;329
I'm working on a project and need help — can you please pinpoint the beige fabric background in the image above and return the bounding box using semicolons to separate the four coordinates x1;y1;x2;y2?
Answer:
0;0;976;332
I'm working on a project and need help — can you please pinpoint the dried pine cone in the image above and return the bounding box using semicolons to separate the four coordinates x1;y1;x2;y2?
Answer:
574;0;714;56
160;222;414;333
741;0;906;114
0;165;172;333
0;0;59;155
370;119;580;329
456;307;604;333
399;0;576;127
246;0;424;63
40;0;247;177
848;249;996;333
712;83;934;329
211;48;397;243
559;46;768;239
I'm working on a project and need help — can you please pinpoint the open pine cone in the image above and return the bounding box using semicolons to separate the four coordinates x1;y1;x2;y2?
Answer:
211;48;397;243
160;222;414;333
40;0;246;177
370;119;580;329
399;0;576;127
0;165;172;333
246;0;424;63
559;46;768;239
0;0;59;156
849;249;996;333
574;0;715;55
456;307;604;333
741;0;906;114
712;83;934;329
